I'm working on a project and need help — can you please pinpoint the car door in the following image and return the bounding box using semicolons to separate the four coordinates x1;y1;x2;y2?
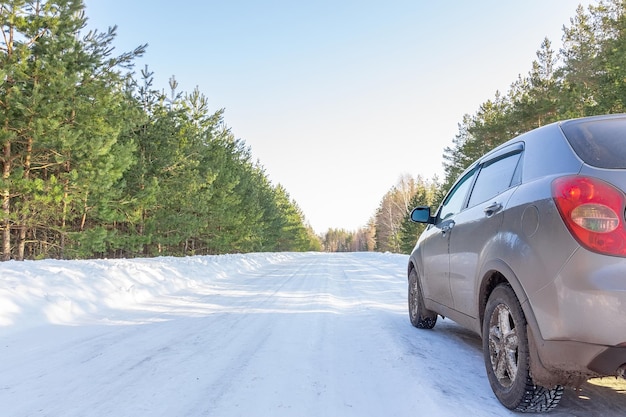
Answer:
420;167;477;309
448;144;524;317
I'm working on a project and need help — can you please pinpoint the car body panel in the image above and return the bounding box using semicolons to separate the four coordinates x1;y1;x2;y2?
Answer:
449;190;511;317
519;123;583;182
417;221;454;308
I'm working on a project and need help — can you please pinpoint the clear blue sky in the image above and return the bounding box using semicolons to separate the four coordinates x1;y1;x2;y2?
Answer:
83;0;593;233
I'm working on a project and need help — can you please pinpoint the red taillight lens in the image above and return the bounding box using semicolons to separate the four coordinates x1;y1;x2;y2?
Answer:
552;176;626;256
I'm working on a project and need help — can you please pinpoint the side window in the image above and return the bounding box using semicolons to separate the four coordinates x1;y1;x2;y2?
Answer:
438;168;477;221
467;152;522;207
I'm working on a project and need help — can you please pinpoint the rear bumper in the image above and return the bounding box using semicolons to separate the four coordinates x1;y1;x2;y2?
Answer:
527;325;626;387
532;250;626;343
523;248;626;385
589;345;626;376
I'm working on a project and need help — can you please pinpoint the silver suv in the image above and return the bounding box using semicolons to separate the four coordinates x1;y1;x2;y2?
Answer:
408;114;626;413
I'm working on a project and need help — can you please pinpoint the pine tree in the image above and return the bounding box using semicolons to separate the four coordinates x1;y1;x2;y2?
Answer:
398;177;439;253
594;0;626;113
0;0;145;260
558;4;601;117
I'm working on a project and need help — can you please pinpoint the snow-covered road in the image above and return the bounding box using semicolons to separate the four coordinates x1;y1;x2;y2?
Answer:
1;252;624;416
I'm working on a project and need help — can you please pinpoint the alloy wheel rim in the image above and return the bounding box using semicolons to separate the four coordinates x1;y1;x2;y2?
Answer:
488;303;519;387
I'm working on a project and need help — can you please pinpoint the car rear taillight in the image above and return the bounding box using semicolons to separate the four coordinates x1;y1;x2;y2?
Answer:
552;176;626;256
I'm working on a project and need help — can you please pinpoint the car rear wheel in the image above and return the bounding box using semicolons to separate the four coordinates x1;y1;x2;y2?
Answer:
408;268;437;329
483;284;564;413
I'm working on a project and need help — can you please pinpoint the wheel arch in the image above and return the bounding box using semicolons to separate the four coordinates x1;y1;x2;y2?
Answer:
477;259;531;333
477;259;565;387
407;259;416;280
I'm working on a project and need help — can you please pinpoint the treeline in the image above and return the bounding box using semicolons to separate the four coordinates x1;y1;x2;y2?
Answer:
0;0;320;260
324;0;626;253
320;175;440;253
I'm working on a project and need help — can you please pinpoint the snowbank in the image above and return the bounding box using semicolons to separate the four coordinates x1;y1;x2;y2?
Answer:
0;252;305;332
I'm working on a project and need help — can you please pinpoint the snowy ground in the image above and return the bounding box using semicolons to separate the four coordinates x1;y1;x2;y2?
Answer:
1;252;624;417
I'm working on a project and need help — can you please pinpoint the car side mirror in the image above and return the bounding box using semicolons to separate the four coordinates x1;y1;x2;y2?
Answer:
410;206;435;224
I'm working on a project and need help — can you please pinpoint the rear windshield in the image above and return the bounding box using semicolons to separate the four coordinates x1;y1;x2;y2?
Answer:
560;117;626;169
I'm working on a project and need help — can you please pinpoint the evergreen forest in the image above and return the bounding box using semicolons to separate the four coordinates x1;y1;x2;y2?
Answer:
1;0;320;260
3;1;626;259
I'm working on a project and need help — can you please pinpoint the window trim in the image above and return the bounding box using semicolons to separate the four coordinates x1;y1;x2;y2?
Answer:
436;142;525;222
480;141;524;167
466;142;525;208
436;165;479;222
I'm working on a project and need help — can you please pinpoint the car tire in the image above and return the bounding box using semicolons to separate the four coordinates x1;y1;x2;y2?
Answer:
483;284;564;413
408;268;437;329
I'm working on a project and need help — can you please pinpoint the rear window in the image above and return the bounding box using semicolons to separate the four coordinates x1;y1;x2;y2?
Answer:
560;117;626;169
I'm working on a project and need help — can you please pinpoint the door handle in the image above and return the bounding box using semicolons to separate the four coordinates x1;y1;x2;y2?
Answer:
484;202;503;217
441;221;455;234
